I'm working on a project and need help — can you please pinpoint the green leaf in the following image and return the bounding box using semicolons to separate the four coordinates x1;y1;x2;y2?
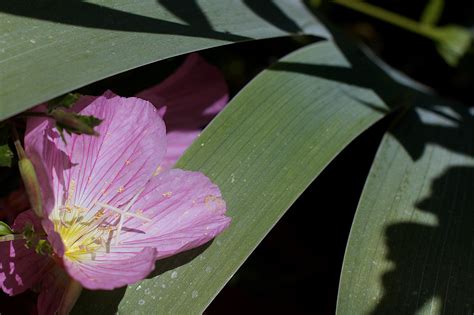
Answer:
0;0;329;122
73;38;401;313
0;123;12;167
420;0;444;26
0;221;13;236
435;25;472;66
47;93;82;111
51;110;102;137
0;144;13;167
338;98;474;314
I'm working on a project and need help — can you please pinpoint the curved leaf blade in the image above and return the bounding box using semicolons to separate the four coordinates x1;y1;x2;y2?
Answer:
0;0;329;121
338;99;474;314
73;39;394;314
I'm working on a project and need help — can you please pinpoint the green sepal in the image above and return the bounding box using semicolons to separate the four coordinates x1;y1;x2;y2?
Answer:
35;239;53;255
22;223;35;240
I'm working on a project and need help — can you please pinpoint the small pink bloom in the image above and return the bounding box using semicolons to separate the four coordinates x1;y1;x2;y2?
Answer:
0;55;230;315
137;53;229;169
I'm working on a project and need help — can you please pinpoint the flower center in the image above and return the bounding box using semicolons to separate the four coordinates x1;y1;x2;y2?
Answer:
52;204;115;261
52;188;149;261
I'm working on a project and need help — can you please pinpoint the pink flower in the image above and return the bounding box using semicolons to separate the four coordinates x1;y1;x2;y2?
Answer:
0;54;231;314
137;53;229;169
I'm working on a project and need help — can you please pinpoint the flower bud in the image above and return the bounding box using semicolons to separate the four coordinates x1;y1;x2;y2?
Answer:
14;139;43;218
18;157;44;218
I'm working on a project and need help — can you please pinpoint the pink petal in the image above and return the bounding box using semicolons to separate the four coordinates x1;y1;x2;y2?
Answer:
136;53;229;131
0;211;51;296
161;130;201;170
25;92;167;219
116;169;231;259
136;54;228;168
63;247;156;290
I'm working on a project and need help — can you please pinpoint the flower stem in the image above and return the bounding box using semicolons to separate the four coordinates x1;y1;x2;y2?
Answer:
332;0;442;41
0;234;26;242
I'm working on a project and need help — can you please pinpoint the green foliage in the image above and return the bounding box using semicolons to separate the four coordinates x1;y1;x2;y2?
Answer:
35;239;53;256
0;221;13;236
338;98;474;314
333;0;472;66
0;144;13;167
47;93;82;111
0;0;329;121
420;0;444;26
435;25;472;66
1;1;472;314
47;92;103;138
51;110;102;138
0;124;12;167
73;38;399;314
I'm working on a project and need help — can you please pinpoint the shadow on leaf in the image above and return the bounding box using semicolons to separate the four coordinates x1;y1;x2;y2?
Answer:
270;12;474;161
372;166;474;314
0;0;249;42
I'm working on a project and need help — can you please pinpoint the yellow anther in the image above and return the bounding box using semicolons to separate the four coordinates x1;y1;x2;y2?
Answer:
162;191;172;198
153;166;163;176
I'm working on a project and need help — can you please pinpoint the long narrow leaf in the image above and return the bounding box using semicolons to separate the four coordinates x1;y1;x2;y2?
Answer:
0;0;329;121
73;39;397;314
338;98;474;314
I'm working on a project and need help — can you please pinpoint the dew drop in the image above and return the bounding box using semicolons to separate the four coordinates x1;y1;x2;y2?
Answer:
191;290;199;299
205;266;212;273
138;299;145;306
161;283;166;288
135;285;142;291
171;271;178;279
144;288;151;295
